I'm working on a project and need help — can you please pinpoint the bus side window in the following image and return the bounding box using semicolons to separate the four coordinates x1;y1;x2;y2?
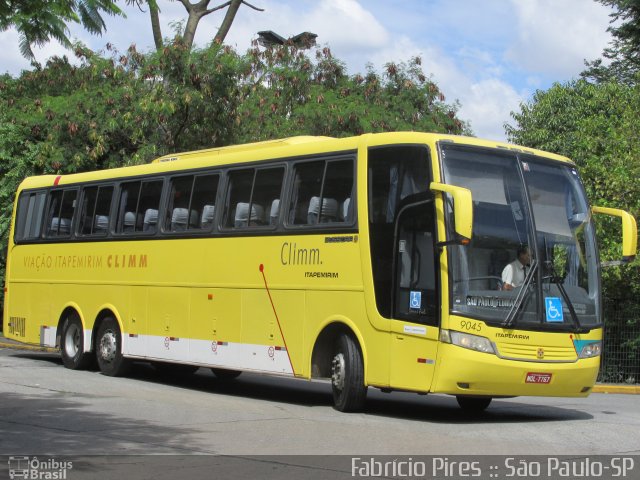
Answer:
224;167;283;229
137;181;163;233
166;173;219;233
79;185;113;236
166;175;194;232
191;173;219;231
288;159;354;226
117;180;162;234
288;161;324;225
117;181;141;233
46;189;78;238
251;167;284;227
14;191;47;242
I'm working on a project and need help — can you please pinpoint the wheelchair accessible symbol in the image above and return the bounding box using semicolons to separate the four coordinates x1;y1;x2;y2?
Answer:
545;297;564;323
410;291;422;310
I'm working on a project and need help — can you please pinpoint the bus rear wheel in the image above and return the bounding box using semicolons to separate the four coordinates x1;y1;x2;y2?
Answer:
96;317;130;377
456;395;492;412
331;334;367;412
60;313;93;370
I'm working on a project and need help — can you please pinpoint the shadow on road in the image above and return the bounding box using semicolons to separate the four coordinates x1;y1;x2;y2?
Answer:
9;351;594;426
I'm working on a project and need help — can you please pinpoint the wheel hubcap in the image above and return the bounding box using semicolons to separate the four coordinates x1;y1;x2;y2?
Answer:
99;330;117;362
64;324;81;358
331;353;346;391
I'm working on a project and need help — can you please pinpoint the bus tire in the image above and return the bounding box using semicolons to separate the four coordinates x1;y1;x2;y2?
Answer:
60;313;93;370
456;395;492;412
331;333;367;412
211;368;242;380
96;317;130;377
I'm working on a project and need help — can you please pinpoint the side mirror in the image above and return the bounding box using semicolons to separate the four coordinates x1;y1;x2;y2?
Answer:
592;206;637;263
430;182;473;244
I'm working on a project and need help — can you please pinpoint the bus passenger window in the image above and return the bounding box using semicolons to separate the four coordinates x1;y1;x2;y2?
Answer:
288;159;354;226
46;189;77;237
190;174;219;231
79;185;113;236
117;180;162;234
14;191;47;242
224;167;284;229
166;173;219;232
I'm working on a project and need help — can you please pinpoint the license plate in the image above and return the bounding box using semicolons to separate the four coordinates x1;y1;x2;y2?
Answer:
525;372;552;384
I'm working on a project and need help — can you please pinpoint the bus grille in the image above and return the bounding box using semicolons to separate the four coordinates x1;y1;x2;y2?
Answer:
8;317;26;337
495;342;577;362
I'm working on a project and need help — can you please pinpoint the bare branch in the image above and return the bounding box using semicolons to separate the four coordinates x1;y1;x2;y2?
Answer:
204;0;263;16
204;1;232;15
240;1;264;12
177;0;194;13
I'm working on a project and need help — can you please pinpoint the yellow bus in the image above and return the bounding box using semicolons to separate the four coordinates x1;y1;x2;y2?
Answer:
3;132;637;412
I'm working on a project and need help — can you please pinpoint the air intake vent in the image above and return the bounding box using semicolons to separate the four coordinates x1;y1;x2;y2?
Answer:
8;317;26;337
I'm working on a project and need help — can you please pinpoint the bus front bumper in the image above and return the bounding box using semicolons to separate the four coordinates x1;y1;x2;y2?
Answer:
431;344;600;398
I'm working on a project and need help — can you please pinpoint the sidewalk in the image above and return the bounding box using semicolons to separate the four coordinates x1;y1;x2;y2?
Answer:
0;332;638;394
0;332;58;353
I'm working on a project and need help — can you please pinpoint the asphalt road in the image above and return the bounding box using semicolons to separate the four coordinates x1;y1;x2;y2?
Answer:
1;346;639;459
2;344;640;480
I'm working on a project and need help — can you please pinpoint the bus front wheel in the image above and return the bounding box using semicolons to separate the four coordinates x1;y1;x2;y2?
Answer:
456;395;492;412
96;317;130;377
60;313;93;370
331;334;367;412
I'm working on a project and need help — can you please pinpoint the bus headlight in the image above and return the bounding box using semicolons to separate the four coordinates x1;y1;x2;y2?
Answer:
578;341;602;358
440;329;496;355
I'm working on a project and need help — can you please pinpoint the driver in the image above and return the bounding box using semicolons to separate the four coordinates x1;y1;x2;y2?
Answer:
501;245;530;291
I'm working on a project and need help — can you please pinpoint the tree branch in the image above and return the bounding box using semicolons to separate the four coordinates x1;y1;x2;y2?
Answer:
240;1;264;12
149;1;163;50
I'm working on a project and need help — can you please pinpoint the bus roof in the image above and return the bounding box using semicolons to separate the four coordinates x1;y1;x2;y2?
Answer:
16;132;573;191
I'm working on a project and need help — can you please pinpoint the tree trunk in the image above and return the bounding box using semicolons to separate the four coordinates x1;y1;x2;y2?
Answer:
213;0;242;44
149;1;163;50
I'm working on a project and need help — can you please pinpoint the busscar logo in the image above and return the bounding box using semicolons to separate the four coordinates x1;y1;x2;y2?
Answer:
8;456;73;479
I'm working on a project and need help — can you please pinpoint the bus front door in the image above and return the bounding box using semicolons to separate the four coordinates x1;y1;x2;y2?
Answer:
389;200;440;393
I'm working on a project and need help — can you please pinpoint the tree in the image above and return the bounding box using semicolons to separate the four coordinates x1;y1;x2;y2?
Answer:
235;43;468;141
582;0;640;83
148;0;264;51
0;0;126;59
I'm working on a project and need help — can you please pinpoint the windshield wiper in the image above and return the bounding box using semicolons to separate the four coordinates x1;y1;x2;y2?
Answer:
502;259;537;329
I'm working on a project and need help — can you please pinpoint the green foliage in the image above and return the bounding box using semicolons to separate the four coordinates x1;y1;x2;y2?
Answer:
0;39;468;315
0;0;127;59
506;79;640;303
583;0;640;84
234;44;467;141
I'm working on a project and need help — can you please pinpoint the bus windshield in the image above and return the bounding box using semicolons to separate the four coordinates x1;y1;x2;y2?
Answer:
441;145;601;330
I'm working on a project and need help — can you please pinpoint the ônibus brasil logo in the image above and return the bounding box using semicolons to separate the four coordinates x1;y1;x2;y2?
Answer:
8;456;73;479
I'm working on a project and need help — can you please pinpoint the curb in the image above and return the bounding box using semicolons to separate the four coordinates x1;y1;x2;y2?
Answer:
591;384;640;395
0;340;59;353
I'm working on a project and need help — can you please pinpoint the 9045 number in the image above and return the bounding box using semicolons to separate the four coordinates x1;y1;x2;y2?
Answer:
460;320;483;332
